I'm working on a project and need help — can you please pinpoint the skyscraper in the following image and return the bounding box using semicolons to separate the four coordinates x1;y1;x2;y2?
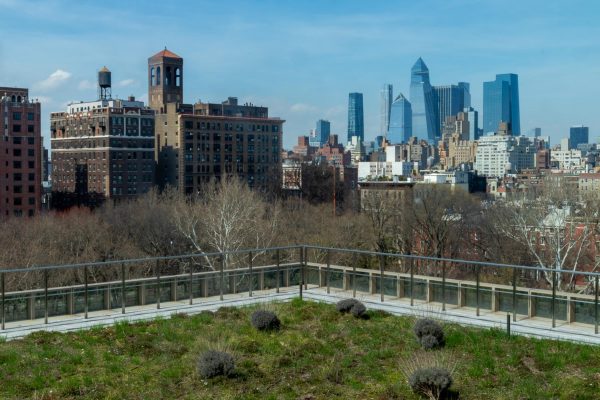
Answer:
387;94;412;144
310;119;330;147
570;125;589;149
410;58;437;144
433;84;470;138
464;107;480;140
483;73;520;135
347;92;364;142
380;84;393;136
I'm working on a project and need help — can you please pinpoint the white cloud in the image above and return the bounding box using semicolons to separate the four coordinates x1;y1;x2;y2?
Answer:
117;79;135;87
35;69;72;91
290;103;317;113
77;80;95;90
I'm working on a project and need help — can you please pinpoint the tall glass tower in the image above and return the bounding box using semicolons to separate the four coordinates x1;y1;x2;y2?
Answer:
570;125;589;149
314;119;331;147
483;73;520;135
410;58;437;143
347;92;364;142
387;94;412;144
380;84;393;137
433;84;470;138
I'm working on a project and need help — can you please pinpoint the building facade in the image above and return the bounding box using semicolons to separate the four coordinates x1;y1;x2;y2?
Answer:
150;49;284;194
347;92;364;142
51;70;155;200
0;87;42;217
570;125;589;150
310;119;330;148
387;94;412;144
380;84;393;137
474;133;535;177
432;83;470;139
483;73;520;135
410;58;438;144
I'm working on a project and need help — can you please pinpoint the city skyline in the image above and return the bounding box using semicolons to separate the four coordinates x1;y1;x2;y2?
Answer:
2;0;600;150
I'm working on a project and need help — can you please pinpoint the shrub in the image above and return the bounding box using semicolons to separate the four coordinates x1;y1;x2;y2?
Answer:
336;298;360;313
408;367;453;399
350;301;367;319
251;310;281;331
197;350;235;379
420;334;441;350
413;318;445;348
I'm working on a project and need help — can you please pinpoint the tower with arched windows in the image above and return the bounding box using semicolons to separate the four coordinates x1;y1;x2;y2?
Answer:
148;48;183;113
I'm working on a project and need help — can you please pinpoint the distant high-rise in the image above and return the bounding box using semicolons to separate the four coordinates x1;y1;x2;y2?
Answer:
387;94;412;144
464;107;480;140
410;58;437;144
347;92;364;142
310;119;330;147
433;84;470;138
380;84;393;136
528;127;542;137
570;125;589;149
483;73;520;135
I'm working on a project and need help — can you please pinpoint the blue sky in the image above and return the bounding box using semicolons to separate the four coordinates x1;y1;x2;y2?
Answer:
1;0;599;150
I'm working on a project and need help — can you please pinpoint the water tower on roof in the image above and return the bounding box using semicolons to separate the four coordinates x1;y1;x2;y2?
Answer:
98;66;112;100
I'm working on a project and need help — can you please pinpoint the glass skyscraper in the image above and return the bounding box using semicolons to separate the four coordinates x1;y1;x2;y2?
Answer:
410;58;437;144
380;84;393;137
483;73;520;135
310;119;330;147
387;94;412;144
433;84;470;138
570;125;589;149
347;92;364;142
464;107;480;140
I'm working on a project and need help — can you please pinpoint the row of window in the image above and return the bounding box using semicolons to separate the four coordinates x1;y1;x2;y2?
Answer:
11;112;35;121
8;124;36;133
183;132;279;144
184;121;280;133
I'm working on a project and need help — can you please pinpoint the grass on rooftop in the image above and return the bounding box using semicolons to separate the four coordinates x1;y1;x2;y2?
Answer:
1;299;600;399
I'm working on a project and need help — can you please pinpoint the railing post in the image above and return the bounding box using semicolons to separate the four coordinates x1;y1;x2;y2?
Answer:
507;313;511;337
326;249;331;295
276;249;280;294
379;254;385;302
249;251;253;297
441;261;446;312
595;275;599;335
189;259;194;305
220;254;225;301
512;267;517;322
44;269;49;324
476;265;480;317
1;272;5;330
352;253;357;298
156;259;161;310
121;263;126;314
83;265;89;319
410;258;414;307
299;247;304;300
551;270;556;329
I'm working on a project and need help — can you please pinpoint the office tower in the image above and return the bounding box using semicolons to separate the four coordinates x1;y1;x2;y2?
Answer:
464;107;480;140
150;50;284;193
387;94;412;144
528;127;542;137
570;125;589;149
51;67;155;200
380;84;393;136
410;58;437;144
483;73;520;135
347;92;364;142
433;84;470;137
0;87;42;217
310;119;330;148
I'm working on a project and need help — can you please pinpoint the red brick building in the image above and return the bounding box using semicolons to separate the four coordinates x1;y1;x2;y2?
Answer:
0;87;42;218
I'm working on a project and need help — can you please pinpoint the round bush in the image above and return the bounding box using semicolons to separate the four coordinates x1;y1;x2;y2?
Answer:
408;367;453;398
413;318;445;347
336;298;360;313
197;350;235;379
420;334;441;350
251;310;281;331
350;301;367;318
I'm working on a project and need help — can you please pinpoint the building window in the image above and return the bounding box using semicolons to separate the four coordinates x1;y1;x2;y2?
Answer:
175;67;181;87
156;67;161;86
13;112;21;120
27;113;34;121
151;67;156;86
13;124;21;133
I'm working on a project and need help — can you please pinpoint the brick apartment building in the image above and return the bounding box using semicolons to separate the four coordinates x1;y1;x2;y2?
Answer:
50;68;155;201
0;87;42;217
149;49;284;194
